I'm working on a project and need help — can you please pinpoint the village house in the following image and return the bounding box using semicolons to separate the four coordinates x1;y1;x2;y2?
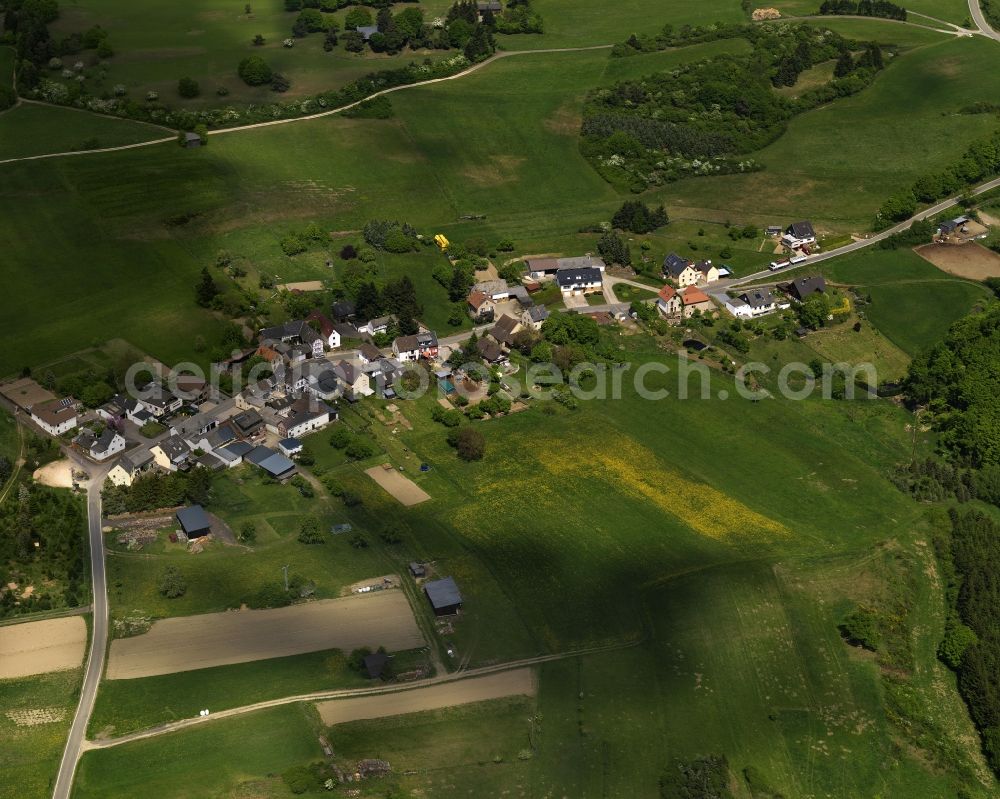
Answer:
107;448;154;487
259;318;338;359
522;304;549;330
679;286;715;319
392;331;439;362
663;253;701;287
724;296;754;319
30;397;78;436
331;300;356;322
782;220;817;250
556;266;603;296
334;360;372;400
526;254;605;280
785;275;826;302
137;385;183;419
467;290;496;320
151;435;192;471
472;278;510;301
278;398;336;439
740;288;777;317
305;311;342;349
694;260;721;285
359;315;396;337
89;428;126;461
278;438;303;457
477;338;506;365
656;285;681;317
363;357;404;398
357;342;383;365
489;314;522;349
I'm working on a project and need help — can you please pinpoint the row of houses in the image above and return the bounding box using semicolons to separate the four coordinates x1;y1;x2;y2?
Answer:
723;275;825;319
662;254;730;288
656;285;715;320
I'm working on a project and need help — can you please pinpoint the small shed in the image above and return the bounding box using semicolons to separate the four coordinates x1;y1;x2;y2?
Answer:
183;131;203;148
363;651;390;680
424;576;462;616
278;437;303;457
176;505;211;539
409;561;426;578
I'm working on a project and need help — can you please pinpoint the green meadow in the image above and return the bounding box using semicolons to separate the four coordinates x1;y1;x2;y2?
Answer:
0;668;84;799
0;104;168;161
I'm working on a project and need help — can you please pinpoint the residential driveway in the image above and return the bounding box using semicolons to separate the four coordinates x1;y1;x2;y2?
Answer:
563;293;588;310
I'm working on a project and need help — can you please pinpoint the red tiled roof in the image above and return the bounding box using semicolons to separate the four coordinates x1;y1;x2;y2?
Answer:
658;285;677;302
467;290;489;310
680;286;711;305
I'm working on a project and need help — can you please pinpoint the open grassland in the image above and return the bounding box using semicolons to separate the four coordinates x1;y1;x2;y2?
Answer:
0;669;83;799
3;34;998;372
74;704;322;798
105;466;387;620
659;35;1000;230
88;647;373;738
0;104;168;162
49;0;449;107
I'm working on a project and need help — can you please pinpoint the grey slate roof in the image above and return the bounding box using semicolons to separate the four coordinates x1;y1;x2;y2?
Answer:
787;220;816;239
176;505;210;534
663;252;692;278
424;577;462;610
789;275;826;300
556;266;602;288
741;289;775;309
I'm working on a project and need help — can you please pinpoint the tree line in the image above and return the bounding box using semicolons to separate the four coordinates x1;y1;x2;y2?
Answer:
819;0;907;21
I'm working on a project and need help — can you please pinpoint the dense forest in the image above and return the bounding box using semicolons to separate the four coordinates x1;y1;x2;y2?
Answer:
938;509;1000;774
905;302;1000;467
584;24;887;190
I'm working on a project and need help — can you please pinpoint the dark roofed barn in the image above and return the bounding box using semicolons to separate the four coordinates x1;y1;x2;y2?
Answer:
176;505;211;538
424;576;462;616
363;651;390;679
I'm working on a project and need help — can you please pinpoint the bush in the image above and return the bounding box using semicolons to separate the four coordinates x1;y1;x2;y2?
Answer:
238;55;273;86
297;518;324;544
938;620;978;669
158;566;187;598
329;427;352;449
238;521;257;544
280;234;307;256
449;426;485;461
345;439;376;460
839;606;879;650
177;77;200;98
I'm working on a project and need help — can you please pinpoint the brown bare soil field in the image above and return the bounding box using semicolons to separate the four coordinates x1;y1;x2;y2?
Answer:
915;243;1000;280
0;616;87;678
277;280;324;292
365;465;431;506
33;459;74;488
106;591;424;680
316;667;537;725
0;377;55;411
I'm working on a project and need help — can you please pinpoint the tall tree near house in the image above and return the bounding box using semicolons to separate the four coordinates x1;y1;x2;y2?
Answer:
354;281;383;322
833;50;854;77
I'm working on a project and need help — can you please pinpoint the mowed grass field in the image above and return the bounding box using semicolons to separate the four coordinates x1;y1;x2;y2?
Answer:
0;668;84;799
0;104;168;161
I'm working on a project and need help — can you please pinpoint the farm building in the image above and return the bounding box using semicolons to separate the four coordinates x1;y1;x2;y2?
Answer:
424;577;463;616
363;651;391;680
278;438;303;457
409;562;426;577
176;505;211;539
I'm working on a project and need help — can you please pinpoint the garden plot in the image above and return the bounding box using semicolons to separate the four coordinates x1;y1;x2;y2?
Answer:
0;616;87;678
365;465;430;506
316;668;536;725
106;591;424;679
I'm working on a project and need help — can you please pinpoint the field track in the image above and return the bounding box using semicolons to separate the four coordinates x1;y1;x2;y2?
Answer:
316;667;536;725
106;591;423;680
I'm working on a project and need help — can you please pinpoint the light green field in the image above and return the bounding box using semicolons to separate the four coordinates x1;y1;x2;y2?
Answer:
73;704;321;798
0;103;168;161
0;668;84;799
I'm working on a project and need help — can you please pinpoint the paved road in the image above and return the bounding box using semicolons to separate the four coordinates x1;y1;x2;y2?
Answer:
969;0;1000;40
52;463;111;799
712;174;1000;298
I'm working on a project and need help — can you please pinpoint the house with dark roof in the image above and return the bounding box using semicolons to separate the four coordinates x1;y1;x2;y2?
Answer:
360;315;396;336
151;435;191;471
259;319;338;358
467;289;496;320
278;438;303;457
662;253;700;287
358;342;383;365
176;505;211;538
489;314;522;348
137;385;183;418
424;576;463;616
89;428;126;461
739;288;776;317
556;266;603;296
107;448;154;487
782;221;817;248
693;260;721;284
476;338;505;364
231;409;265;439
522;304;549;330
334;360;371;400
331;300;356;322
786;275;826;302
278;398;336;439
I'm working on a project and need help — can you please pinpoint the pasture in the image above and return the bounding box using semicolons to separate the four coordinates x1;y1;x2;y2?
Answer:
0;104;168;162
0;669;84;799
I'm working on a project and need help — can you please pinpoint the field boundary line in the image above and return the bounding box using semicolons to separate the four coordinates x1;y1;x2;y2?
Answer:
82;636;643;751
